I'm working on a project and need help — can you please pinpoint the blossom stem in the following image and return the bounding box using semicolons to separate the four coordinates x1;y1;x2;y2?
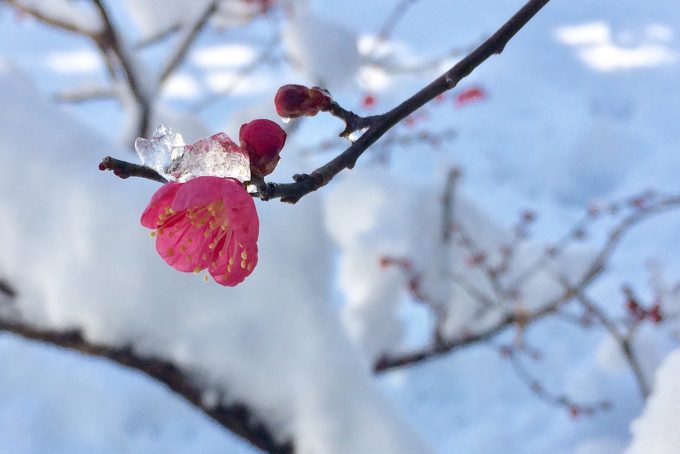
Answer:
99;156;168;183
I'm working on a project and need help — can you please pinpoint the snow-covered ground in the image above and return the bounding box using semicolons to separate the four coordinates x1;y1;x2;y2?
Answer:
0;0;678;452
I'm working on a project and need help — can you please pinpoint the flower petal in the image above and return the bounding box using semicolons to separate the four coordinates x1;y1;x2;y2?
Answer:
171;176;241;212
143;176;259;286
140;182;181;228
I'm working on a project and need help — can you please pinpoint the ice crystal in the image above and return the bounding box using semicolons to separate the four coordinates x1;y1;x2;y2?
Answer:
135;125;251;183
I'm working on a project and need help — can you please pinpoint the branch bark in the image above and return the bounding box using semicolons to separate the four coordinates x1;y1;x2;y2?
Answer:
0;317;292;453
258;0;551;203
101;0;552;203
375;194;680;372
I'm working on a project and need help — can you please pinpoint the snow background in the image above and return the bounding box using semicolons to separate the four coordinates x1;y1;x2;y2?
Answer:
0;0;679;452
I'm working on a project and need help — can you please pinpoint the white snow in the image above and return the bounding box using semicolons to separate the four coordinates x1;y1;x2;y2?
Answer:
556;22;677;72
121;0;212;41
1;0;680;452
43;49;102;74
0;62;430;454
324;169;594;358
282;5;360;89
627;349;680;454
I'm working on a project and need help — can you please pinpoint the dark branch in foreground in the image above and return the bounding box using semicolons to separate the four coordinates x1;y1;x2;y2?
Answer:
100;0;552;204
0;318;292;454
257;0;551;203
0;279;16;299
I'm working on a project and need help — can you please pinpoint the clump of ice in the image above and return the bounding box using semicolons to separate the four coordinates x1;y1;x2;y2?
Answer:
135;125;251;183
135;124;185;177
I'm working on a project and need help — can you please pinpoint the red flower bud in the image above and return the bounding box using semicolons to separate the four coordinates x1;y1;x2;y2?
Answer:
239;119;287;178
648;304;663;324
274;84;331;118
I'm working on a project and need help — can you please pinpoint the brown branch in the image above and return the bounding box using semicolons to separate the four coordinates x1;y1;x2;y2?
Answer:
506;346;611;416
135;24;183;50
158;1;219;84
101;0;551;195
374;0;419;47
375;194;680;372
569;289;650;398
0;278;16;299
54;84;117;104
91;0;152;138
6;0;101;37
192;33;280;113
366;42;475;75
255;0;551;203
99;156;168;183
375;275;602;372
0;317;292;453
324;100;384;139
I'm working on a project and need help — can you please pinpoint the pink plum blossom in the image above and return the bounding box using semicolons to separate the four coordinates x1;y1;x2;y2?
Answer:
141;176;259;286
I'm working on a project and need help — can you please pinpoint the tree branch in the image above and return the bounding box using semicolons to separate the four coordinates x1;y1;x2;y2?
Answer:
0;317;292;453
255;0;551;203
6;0;102;37
99;156;168;183
158;1;218;84
375;194;680;372
91;0;152;138
568;288;650;398
53;84;117;104
100;0;551;198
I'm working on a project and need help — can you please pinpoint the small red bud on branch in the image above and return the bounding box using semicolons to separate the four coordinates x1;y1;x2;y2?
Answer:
274;84;332;118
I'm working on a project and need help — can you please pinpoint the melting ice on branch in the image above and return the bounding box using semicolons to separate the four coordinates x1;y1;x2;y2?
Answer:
135;124;251;183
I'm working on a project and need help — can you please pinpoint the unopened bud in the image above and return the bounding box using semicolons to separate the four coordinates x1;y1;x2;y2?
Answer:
239;119;287;178
275;84;332;118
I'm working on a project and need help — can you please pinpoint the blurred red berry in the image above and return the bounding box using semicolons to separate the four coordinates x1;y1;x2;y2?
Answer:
361;94;376;108
455;86;486;107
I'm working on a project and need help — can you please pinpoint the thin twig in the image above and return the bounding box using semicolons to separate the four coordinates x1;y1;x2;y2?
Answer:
375;194;680;372
158;1;219;84
563;283;650;398
54;84;116;104
6;0;102;37
99;156;168;183
0;279;16;299
192;33;281;113
256;0;552;203
91;0;151;138
102;0;552;195
506;346;610;416
135;24;183;49
364;0;420;58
